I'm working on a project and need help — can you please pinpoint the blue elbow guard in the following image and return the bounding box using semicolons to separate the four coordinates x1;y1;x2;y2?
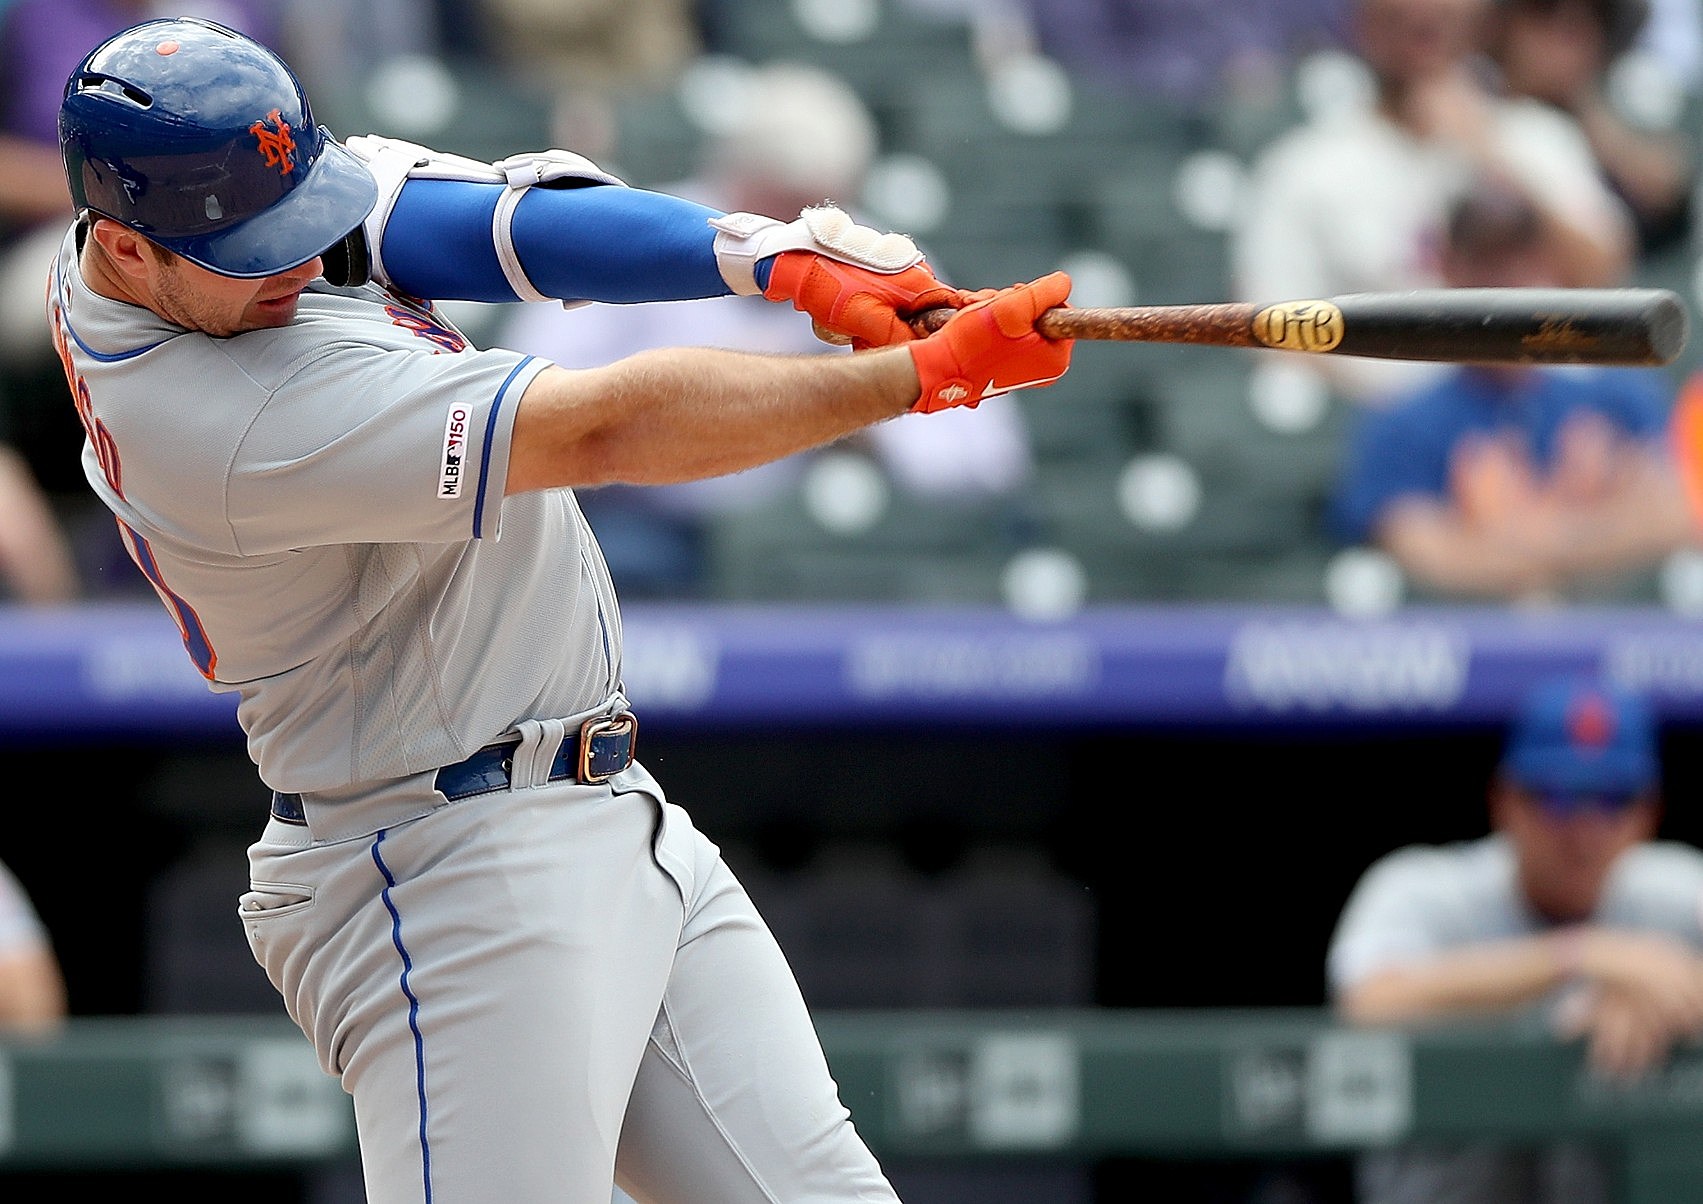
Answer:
344;133;740;305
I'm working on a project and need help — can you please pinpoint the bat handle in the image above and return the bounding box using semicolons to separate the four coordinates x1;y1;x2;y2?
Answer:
913;305;1081;338
914;307;955;334
913;303;1257;344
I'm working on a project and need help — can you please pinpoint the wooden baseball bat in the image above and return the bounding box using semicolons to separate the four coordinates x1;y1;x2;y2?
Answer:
916;287;1690;367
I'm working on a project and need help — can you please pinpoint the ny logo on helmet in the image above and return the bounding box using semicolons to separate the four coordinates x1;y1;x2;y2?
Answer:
249;109;297;174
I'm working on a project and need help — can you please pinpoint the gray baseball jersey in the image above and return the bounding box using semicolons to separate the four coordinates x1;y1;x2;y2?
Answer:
49;219;900;1203
51;223;619;798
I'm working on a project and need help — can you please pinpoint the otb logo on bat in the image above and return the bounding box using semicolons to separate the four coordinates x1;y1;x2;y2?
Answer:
1254;300;1344;354
439;404;471;498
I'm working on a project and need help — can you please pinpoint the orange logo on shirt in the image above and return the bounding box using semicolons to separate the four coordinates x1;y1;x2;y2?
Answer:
386;303;467;354
249;109;297;174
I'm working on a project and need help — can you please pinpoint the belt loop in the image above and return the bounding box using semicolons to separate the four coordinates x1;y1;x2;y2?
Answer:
511;718;567;789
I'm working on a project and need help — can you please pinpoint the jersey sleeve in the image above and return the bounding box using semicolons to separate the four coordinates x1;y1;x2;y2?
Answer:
1325;848;1462;995
222;338;544;553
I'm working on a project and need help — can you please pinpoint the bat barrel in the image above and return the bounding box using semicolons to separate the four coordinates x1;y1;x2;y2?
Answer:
1329;288;1689;367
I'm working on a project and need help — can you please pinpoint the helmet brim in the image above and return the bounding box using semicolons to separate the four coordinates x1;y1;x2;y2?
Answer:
156;136;378;279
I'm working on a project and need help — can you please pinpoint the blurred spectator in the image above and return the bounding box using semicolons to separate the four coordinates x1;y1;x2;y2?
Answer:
0;855;66;1036
1663;366;1703;521
1326;180;1693;604
274;0;447;102
1633;0;1703;88
1327;673;1703;1204
474;0;698;162
875;0;1042;75
475;0;698;93
1486;0;1696;256
497;61;1035;599
1231;0;1637;406
0;442;81;603
998;0;1352;105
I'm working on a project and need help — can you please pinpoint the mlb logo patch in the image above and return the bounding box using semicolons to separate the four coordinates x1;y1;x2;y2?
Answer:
440;404;471;498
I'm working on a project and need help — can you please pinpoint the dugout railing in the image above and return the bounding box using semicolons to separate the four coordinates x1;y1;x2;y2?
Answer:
2;1009;1700;1201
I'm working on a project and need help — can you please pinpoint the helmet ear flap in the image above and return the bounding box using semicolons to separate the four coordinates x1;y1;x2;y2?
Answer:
319;225;369;288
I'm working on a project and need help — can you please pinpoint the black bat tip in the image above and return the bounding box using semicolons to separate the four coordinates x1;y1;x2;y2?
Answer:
1645;289;1691;366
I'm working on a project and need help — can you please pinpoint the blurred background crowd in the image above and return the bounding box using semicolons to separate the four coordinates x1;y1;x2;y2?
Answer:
6;1;1703;1202
5;0;1701;617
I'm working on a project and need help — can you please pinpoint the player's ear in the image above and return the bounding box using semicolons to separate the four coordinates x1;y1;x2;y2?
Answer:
87;218;159;279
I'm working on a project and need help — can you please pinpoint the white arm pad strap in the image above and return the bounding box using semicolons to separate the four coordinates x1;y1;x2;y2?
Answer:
342;134;626;301
710;205;924;296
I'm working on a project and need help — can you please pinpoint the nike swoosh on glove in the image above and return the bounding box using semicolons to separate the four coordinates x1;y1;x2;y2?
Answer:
908;271;1074;413
763;251;983;350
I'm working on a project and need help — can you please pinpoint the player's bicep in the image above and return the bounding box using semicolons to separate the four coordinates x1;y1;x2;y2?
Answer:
506;363;623;496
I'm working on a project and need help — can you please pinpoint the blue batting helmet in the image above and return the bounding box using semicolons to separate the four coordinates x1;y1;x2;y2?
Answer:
58;17;376;278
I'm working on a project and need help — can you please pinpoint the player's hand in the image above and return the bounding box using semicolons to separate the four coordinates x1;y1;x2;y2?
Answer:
763;251;982;350
907;271;1074;414
1576;929;1703;1036
1558;983;1693;1081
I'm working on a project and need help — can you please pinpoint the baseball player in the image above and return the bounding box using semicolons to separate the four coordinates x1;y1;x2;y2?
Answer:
47;16;1073;1204
1328;674;1703;1203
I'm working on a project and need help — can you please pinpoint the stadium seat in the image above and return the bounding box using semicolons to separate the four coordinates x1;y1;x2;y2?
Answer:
1152;353;1351;498
705;0;978;111
736;841;1095;1010
1016;342;1157;465
315;59;555;166
143;841;283;1016
603;85;702;188
706;480;1033;604
919;847;1095;1007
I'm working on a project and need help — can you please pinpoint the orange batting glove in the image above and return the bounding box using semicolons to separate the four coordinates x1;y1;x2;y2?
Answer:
907;271;1074;414
763;251;984;350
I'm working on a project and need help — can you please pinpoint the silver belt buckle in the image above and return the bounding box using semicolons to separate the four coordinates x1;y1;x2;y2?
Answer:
578;711;637;783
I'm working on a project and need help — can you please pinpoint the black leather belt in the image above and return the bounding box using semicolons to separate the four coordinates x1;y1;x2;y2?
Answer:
271;712;637;826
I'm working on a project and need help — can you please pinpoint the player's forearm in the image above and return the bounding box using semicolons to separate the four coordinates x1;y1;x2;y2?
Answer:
1338;933;1579;1025
507;346;920;494
0;948;67;1035
381;179;735;305
1378;513;1558;599
1549;468;1699;576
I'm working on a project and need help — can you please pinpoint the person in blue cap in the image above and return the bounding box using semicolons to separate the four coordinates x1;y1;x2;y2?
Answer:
1326;672;1703;1204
